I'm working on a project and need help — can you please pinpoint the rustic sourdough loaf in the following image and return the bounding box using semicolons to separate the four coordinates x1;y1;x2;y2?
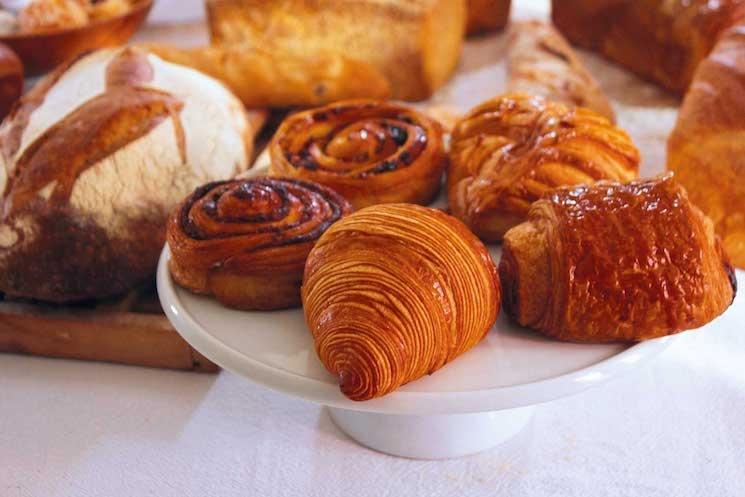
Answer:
0;47;261;302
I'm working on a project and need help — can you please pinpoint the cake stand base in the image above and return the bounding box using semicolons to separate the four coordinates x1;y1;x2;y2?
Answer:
328;405;536;459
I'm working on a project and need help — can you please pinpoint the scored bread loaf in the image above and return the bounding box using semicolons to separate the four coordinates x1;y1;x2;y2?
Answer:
551;0;745;94
0;47;263;302
205;0;467;101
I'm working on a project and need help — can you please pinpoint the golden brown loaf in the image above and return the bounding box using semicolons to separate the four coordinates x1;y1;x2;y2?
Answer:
168;177;352;310
269;100;447;209
0;44;22;121
500;175;737;343
302;203;500;401
551;0;745;94
466;0;510;35
668;23;745;268
507;20;614;121
448;93;639;242
0;48;261;302
143;42;391;108
205;0;467;101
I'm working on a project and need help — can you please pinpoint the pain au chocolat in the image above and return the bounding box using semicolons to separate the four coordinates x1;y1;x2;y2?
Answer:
500;175;737;343
302;203;500;401
269;100;447;210
168;177;351;310
448;93;639;242
0;47;263;302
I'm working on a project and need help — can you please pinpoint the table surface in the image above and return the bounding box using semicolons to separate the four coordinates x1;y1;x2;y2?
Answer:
3;1;745;496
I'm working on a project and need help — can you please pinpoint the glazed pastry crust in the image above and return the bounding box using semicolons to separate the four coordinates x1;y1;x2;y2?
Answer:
466;0;511;36
302;203;500;401
668;23;745;268
507;20;615;121
500;175;737;343
269;100;447;210
448;93;639;242
551;0;745;94
168;177;352;310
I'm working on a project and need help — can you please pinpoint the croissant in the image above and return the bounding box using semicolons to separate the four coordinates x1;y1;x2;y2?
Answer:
466;0;511;36
507;20;615;121
302;203;500;401
168;177;352;310
142;43;391;108
668;23;745;268
448;93;640;242
500;175;737;343
269;100;447;210
551;0;745;94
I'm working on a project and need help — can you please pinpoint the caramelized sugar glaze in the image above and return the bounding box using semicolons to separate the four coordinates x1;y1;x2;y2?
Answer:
270;100;447;209
302;204;500;400
500;175;736;343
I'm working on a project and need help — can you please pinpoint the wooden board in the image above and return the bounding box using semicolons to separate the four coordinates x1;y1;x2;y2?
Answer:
0;286;219;372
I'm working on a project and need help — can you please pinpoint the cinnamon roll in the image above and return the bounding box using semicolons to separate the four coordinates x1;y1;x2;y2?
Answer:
167;177;352;310
302;203;500;401
269;100;447;209
448;93;640;242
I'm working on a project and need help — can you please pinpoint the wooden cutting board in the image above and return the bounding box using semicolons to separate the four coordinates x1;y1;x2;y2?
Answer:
0;286;218;372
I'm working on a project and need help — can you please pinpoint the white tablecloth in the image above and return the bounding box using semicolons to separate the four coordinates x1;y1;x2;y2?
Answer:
3;1;745;496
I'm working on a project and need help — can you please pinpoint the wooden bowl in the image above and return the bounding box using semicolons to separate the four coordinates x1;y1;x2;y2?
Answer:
0;0;154;76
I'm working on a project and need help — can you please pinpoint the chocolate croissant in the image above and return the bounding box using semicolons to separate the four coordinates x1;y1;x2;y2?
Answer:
168;177;352;310
302;203;500;401
448;93;639;242
500;175;737;343
270;100;447;210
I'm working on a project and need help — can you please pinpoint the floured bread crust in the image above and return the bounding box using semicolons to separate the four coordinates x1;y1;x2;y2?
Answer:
0;47;255;302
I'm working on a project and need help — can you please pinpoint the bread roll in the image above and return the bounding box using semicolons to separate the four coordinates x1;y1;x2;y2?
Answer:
0;47;262;302
303;203;500;401
205;0;467;101
668;23;745;268
507;20;614;121
466;0;510;35
167;177;352;310
551;0;745;94
500;175;737;343
448;93;639;242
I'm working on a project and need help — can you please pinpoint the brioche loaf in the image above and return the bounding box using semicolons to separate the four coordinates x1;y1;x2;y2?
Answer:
205;0;467;101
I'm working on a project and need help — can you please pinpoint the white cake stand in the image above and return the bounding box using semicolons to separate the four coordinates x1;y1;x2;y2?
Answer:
157;246;671;459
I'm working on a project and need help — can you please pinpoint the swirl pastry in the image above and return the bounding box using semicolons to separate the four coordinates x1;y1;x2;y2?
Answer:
168;177;352;310
500;175;737;343
269;100;447;209
448;93;640;242
302;203;500;401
